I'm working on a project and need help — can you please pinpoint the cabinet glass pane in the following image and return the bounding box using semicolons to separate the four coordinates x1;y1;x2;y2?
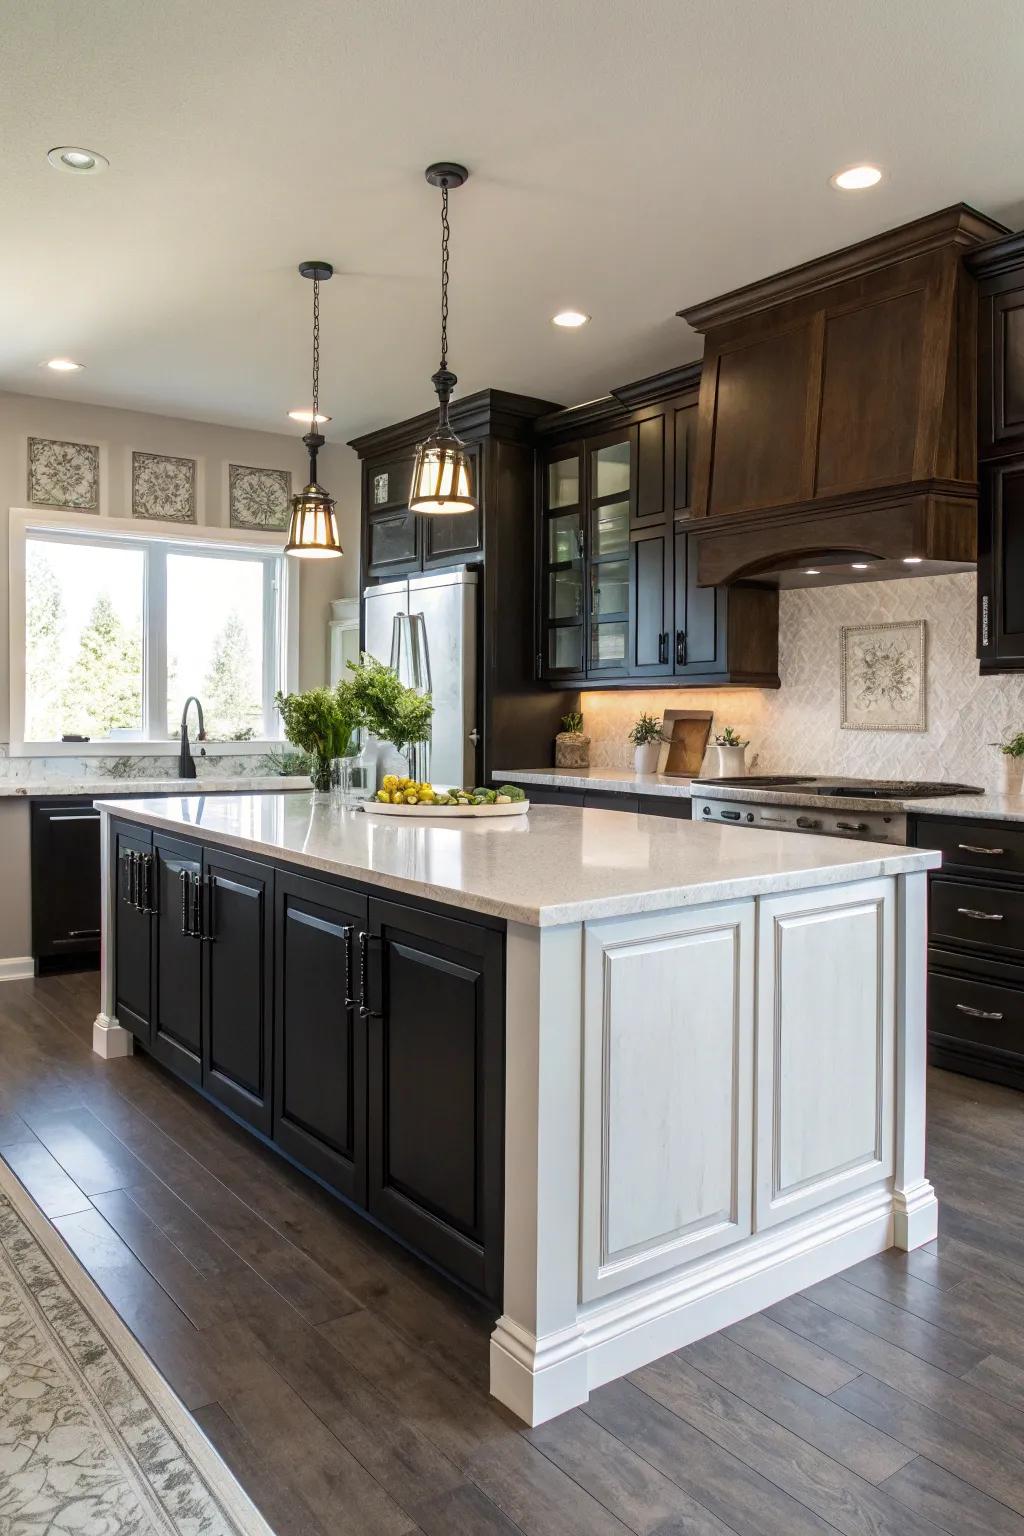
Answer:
593;558;629;617
549;569;583;620
549;626;583;671
369;511;417;567
593;498;629;556
548;512;583;563
547;458;580;509
590;621;628;668
592;441;631;499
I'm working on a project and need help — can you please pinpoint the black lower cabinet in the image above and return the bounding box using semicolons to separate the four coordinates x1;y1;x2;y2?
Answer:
150;835;202;1085
202;848;274;1135
31;801;103;973
274;872;368;1205
365;899;504;1300
114;823;154;1045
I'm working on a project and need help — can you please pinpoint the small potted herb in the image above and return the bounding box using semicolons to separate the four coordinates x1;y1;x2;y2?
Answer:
712;725;750;778
555;710;590;769
628;712;664;775
991;730;1024;795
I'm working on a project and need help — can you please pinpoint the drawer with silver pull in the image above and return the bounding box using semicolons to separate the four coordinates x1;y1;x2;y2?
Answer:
914;816;1024;878
929;877;1024;957
928;969;1024;1057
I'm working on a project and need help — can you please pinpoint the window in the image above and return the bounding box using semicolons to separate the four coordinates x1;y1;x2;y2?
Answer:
15;515;292;748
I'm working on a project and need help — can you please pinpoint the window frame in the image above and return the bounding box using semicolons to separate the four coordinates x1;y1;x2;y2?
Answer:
9;508;299;756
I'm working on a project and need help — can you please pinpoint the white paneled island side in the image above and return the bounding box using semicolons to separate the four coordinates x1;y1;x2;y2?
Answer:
92;793;940;1425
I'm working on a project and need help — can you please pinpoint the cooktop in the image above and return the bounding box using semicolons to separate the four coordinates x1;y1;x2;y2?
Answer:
694;776;985;800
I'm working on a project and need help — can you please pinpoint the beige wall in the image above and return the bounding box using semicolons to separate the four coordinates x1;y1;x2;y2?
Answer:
0;388;363;742
0;801;31;961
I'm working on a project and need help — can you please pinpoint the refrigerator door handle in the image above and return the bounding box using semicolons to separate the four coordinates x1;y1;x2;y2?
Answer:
410;612;432;697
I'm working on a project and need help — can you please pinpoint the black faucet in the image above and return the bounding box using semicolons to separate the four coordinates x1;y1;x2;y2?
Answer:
179;696;206;779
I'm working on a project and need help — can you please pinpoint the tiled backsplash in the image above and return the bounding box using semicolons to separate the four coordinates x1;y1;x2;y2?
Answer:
582;572;1024;790
0;748;294;782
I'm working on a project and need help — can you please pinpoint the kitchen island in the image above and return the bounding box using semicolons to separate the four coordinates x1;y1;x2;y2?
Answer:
92;791;939;1425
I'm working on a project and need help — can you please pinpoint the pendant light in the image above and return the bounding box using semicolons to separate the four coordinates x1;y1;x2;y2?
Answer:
284;260;343;558
409;163;477;516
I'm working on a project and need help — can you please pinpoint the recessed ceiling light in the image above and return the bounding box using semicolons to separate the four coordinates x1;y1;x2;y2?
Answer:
42;358;84;372
552;310;590;328
287;409;332;424
902;556;922;564
851;562;869;570
830;164;882;191
804;568;821;576
47;145;109;174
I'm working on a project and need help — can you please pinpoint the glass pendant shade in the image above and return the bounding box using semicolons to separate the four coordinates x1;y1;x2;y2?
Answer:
284;479;342;558
409;427;475;514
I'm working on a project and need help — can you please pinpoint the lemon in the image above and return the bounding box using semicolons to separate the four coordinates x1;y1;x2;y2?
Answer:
381;775;399;792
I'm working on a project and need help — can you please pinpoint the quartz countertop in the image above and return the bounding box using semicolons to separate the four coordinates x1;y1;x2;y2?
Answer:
493;767;694;798
0;775;308;799
95;792;938;928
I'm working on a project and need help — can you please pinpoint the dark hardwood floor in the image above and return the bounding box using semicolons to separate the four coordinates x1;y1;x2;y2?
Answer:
2;972;1023;1535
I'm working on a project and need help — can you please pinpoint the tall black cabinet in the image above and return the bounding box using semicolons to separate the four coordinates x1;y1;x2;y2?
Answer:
350;390;576;780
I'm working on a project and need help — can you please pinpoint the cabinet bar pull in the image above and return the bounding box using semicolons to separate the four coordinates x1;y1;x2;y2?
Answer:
955;907;1005;921
955;1002;1004;1020
957;843;1005;855
68;928;101;939
50;812;101;822
130;850;140;910
675;629;686;666
837;821;869;833
342;925;358;1008
180;867;191;935
358;930;382;1020
199;873;214;941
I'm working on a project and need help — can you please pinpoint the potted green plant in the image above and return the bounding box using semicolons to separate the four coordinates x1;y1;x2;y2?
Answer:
275;684;362;796
712;725;750;778
555;710;590;769
628;712;664;775
991;730;1024;794
346;654;434;781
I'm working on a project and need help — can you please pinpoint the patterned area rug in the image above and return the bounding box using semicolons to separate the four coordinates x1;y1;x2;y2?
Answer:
0;1157;274;1534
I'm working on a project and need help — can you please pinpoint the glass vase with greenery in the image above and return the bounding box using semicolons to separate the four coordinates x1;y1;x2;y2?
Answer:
275;684;363;793
346;654;434;771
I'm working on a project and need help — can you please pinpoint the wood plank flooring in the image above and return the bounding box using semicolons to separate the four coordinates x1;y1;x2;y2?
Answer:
2;971;1023;1535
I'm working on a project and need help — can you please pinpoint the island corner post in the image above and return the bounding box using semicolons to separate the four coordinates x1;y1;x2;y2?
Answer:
91;798;938;1428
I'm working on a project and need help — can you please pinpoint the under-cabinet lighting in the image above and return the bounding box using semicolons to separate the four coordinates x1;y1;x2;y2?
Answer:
902;556;923;564
830;164;882;191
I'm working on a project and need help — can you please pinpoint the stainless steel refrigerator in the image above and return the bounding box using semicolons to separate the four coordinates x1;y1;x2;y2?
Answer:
362;569;478;787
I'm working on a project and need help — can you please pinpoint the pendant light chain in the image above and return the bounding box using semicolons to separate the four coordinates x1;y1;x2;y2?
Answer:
439;182;450;371
311;274;321;420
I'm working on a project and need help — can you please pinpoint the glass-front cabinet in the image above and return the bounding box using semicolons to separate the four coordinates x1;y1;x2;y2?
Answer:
539;431;635;680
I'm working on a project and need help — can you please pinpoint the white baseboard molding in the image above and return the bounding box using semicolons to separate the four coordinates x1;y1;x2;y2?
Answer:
0;956;34;981
92;1012;134;1059
491;1184;900;1426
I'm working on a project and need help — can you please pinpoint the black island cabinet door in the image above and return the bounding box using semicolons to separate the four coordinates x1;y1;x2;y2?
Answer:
274;872;368;1205
31;802;103;967
113;823;153;1045
150;835;203;1086
365;898;504;1300
201;848;273;1134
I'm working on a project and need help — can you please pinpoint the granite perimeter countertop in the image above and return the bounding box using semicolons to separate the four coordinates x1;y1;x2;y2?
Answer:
95;792;938;928
0;775;309;799
493;767;694;798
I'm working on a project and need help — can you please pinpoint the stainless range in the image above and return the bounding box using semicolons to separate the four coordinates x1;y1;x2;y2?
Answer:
691;776;985;845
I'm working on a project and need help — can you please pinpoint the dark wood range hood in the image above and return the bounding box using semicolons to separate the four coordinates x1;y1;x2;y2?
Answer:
678;204;1009;586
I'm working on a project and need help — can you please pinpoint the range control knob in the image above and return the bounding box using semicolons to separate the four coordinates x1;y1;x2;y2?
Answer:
701;804;710;815
746;813;754;822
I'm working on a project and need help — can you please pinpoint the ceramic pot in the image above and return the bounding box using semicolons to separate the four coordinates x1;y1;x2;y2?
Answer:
713;743;747;777
555;731;590;768
999;755;1024;795
633;742;661;775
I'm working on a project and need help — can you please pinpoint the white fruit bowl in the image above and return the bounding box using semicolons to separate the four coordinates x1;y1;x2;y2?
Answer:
361;799;530;818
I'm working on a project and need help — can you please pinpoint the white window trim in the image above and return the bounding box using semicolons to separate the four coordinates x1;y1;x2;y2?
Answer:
8;507;299;757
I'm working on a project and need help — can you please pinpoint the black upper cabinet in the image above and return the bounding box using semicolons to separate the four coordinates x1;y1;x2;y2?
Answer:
366;897;504;1301
150;834;203;1085
113;822;153;1045
201;847;274;1135
968;235;1024;673
534;367;779;689
31;801;102;972
274;871;368;1205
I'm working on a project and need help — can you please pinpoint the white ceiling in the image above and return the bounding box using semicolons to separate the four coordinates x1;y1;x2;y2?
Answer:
3;0;1024;447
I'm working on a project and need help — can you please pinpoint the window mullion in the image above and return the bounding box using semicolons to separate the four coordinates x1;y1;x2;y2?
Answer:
146;547;168;740
262;557;279;737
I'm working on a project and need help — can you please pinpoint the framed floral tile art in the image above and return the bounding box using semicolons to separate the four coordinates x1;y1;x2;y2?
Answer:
840;619;927;732
132;450;197;522
228;464;292;530
27;437;99;510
